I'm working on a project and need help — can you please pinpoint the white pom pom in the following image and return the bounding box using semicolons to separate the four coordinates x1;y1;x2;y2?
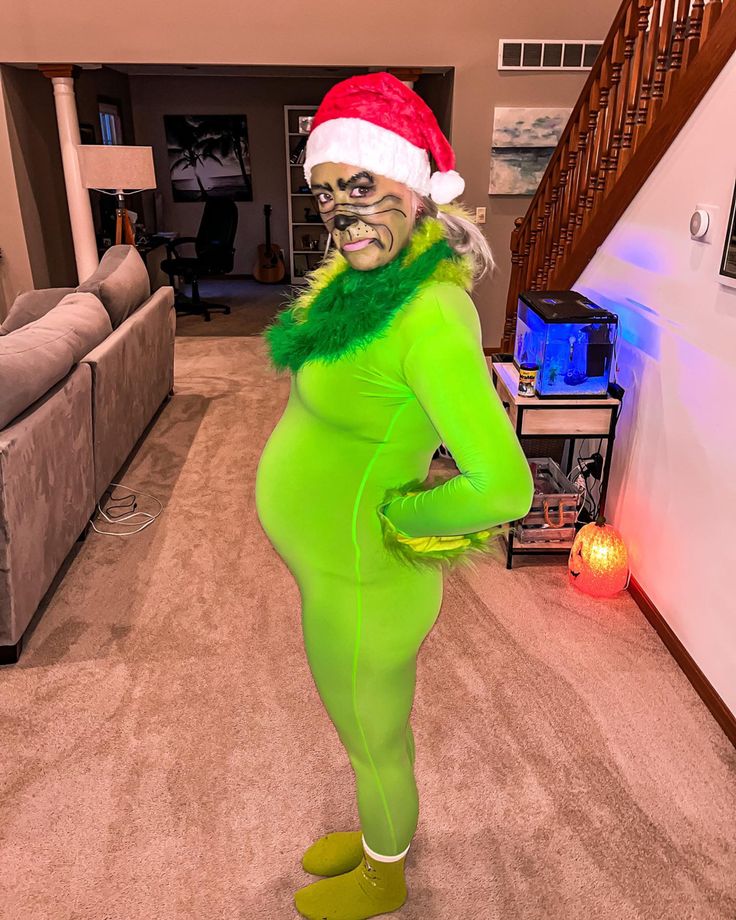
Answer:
429;170;465;204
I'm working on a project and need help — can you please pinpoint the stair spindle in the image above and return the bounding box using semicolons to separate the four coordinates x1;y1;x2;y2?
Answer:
665;0;692;98
684;0;707;65
648;0;677;124
618;0;652;177
702;0;724;40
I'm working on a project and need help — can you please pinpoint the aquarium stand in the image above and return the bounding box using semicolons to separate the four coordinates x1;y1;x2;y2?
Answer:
489;357;622;570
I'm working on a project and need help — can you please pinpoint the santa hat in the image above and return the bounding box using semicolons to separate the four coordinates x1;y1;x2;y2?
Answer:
303;72;465;205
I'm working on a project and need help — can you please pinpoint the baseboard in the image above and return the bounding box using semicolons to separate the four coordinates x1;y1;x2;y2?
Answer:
628;575;736;748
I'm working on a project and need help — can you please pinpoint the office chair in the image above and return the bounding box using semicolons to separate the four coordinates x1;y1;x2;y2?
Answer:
160;198;238;322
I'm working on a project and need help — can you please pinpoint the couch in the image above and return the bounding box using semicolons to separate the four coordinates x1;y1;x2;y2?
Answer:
0;245;175;663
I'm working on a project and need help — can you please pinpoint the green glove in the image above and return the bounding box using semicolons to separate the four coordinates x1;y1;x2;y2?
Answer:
395;532;472;553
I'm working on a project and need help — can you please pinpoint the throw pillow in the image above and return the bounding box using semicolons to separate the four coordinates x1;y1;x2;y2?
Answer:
77;244;151;329
0;291;112;429
0;287;76;335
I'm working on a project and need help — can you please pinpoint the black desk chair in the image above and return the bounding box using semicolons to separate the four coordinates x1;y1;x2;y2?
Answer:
161;198;238;322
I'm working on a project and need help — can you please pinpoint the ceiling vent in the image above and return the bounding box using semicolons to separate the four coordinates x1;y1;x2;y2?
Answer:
499;40;603;72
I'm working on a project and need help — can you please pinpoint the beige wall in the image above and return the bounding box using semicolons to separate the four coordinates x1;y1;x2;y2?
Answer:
0;63;138;301
1;65;75;290
0;0;621;341
0;72;33;319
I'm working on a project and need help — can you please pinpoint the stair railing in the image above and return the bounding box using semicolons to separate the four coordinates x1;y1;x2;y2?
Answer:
501;0;736;352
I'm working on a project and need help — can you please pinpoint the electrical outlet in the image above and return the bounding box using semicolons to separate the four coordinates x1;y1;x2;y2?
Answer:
475;207;487;224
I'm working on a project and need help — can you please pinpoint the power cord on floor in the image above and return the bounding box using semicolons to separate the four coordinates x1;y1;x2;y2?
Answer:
90;482;163;536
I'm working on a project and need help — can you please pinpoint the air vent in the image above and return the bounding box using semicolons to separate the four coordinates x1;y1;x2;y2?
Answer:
499;40;603;72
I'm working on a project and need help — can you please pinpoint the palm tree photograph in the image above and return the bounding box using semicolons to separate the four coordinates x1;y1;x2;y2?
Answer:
164;114;253;201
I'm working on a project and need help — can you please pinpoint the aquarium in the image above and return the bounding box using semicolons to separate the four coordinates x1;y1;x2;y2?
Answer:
513;291;618;398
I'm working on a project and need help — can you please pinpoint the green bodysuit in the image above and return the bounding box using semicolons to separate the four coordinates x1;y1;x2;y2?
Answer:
255;216;533;858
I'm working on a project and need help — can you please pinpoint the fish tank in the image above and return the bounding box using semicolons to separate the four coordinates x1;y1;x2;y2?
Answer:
513;291;618;399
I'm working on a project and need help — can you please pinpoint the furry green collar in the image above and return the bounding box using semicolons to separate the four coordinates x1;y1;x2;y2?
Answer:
263;216;473;373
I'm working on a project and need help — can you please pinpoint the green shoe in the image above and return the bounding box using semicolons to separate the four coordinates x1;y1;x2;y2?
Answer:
302;831;365;877
295;852;408;920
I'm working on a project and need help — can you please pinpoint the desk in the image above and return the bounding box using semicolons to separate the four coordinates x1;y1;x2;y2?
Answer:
489;358;621;569
137;234;180;292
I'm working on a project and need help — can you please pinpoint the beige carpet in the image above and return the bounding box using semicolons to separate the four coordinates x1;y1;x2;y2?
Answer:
1;334;734;920
174;278;294;337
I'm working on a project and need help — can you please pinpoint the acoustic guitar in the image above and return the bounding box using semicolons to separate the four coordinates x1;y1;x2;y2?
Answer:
253;204;286;283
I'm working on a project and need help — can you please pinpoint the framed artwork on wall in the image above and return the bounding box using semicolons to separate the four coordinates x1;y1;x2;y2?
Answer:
719;178;736;289
489;106;571;195
164;114;253;202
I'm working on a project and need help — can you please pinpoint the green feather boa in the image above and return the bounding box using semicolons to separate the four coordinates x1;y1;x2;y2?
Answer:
263;216;473;373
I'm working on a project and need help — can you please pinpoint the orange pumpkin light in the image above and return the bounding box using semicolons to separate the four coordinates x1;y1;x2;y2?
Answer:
568;515;629;598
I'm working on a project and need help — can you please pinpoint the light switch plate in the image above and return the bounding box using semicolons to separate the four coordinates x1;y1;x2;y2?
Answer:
475;207;487;224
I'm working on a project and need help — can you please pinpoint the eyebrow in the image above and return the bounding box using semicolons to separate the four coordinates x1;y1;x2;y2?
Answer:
337;169;374;191
310;169;375;192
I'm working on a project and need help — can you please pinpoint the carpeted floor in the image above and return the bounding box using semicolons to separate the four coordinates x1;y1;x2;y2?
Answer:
174;278;294;337
1;333;734;920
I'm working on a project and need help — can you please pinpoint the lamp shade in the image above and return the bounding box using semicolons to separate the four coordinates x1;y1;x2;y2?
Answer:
78;145;156;191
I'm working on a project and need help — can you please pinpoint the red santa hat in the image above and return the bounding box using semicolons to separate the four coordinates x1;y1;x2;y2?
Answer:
303;72;465;205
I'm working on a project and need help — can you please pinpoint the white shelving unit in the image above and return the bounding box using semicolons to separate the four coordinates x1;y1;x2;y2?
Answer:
284;105;331;284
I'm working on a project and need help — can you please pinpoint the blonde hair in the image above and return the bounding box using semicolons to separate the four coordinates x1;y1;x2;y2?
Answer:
411;192;496;283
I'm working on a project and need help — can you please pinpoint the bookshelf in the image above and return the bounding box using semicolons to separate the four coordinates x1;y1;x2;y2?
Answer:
284;105;331;284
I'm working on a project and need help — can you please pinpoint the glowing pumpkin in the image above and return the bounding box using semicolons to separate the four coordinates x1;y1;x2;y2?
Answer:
568;516;629;597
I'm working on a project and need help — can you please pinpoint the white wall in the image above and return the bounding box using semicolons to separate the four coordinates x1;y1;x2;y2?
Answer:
576;51;736;714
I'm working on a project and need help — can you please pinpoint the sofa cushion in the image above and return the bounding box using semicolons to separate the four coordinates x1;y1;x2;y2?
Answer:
0;291;112;429
77;244;151;329
0;287;76;335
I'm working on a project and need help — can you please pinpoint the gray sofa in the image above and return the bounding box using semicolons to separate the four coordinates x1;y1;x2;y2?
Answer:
0;245;175;663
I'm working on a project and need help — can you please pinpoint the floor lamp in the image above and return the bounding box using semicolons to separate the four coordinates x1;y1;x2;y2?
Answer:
77;145;157;245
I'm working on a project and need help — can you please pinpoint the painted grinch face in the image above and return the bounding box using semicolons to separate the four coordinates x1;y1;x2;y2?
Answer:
309;162;418;270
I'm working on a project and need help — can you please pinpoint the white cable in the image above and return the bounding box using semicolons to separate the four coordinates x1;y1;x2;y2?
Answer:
90;481;163;536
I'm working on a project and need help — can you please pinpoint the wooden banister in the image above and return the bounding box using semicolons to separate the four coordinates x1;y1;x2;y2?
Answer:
501;0;736;352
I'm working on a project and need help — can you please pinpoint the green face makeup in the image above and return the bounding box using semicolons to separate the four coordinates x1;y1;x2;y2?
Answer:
309;163;418;270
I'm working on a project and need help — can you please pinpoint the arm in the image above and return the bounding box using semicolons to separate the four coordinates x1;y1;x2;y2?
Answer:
381;285;534;538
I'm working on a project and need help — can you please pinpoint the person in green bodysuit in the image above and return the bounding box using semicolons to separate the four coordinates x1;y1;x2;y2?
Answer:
254;73;534;920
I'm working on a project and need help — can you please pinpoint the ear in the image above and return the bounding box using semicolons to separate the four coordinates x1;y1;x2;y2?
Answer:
412;190;424;220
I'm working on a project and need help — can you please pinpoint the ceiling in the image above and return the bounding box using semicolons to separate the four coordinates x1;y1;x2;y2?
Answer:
16;63;451;79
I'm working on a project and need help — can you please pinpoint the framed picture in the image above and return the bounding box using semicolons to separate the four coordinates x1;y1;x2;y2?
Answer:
489;106;571;195
719;178;736;289
164;114;253;202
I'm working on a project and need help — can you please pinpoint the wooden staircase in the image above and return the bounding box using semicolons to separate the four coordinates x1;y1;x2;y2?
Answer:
501;0;736;352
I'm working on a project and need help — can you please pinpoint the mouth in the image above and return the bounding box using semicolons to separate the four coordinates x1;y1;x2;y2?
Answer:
342;238;377;252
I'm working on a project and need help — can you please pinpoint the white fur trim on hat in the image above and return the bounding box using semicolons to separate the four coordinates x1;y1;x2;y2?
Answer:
429;169;465;204
303;117;431;196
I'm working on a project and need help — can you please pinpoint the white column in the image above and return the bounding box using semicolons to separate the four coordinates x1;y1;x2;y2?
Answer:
45;70;98;282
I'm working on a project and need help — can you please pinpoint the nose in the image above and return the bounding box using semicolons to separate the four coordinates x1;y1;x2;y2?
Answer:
333;213;358;231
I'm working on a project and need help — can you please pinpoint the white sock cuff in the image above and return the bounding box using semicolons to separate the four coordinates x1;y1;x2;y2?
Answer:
362;835;410;863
